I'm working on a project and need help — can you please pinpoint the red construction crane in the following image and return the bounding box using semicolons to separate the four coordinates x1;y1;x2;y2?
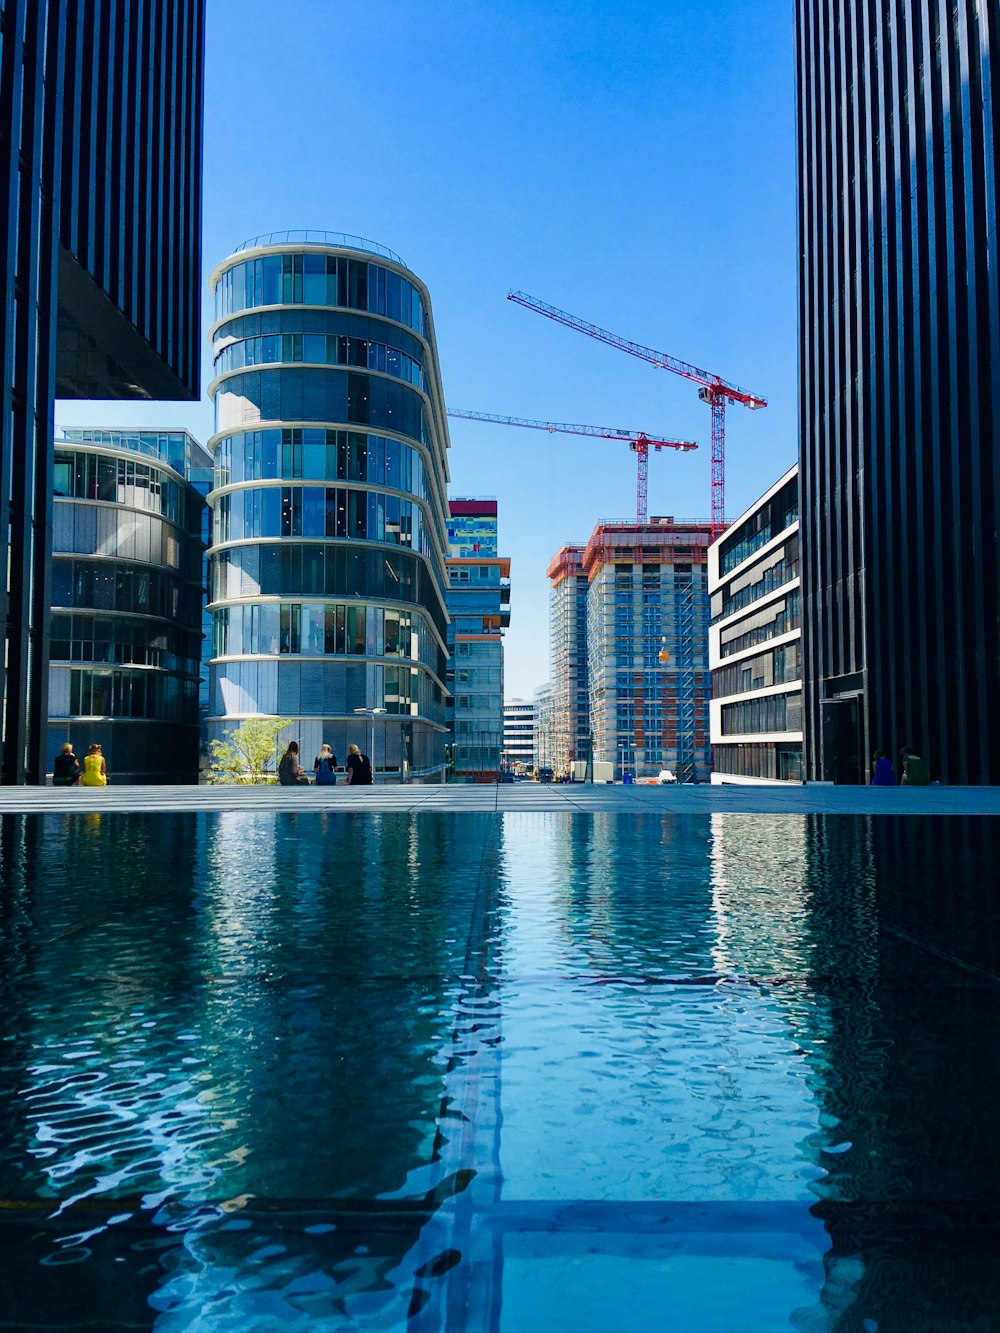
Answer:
447;408;697;524
507;291;767;540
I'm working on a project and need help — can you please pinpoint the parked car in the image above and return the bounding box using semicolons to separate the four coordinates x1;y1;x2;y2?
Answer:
657;769;678;784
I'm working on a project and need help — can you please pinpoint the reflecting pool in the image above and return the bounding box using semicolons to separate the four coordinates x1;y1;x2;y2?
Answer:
1;812;997;1330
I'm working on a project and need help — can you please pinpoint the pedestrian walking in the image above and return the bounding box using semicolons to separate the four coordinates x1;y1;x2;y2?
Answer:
871;750;896;785
345;743;373;785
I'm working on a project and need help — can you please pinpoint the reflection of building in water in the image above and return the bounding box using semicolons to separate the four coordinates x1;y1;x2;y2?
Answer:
800;815;1000;1327
708;466;802;784
707;812;813;976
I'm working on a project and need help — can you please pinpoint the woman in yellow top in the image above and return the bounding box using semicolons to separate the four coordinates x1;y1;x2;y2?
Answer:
81;743;108;786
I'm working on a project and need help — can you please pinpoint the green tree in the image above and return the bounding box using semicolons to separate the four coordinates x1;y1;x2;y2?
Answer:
208;717;291;784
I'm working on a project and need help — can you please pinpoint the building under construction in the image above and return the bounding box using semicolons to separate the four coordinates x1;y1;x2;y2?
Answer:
547;517;713;782
546;544;590;775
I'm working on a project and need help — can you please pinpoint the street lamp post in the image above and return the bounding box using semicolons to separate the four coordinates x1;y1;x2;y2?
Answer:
354;706;387;780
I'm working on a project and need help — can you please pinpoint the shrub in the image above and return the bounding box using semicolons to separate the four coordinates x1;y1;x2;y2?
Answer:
208;717;291;784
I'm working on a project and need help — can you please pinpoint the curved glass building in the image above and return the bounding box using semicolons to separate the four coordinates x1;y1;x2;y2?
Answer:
48;429;210;782
207;233;452;780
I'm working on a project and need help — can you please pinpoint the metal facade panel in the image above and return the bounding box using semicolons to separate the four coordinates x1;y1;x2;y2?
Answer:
796;0;1000;783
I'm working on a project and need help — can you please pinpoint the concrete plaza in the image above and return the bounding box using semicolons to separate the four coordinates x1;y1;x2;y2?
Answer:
2;781;999;817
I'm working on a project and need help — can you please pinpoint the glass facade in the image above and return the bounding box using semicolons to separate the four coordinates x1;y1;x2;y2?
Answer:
797;0;1000;783
0;0;205;783
48;432;210;783
444;501;509;781
709;466;803;783
207;240;451;779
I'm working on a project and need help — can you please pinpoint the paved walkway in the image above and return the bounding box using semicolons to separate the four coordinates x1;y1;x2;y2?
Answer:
1;782;998;816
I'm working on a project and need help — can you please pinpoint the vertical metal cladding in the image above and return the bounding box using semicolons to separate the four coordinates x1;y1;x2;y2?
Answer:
0;0;205;784
206;237;452;781
796;0;1000;784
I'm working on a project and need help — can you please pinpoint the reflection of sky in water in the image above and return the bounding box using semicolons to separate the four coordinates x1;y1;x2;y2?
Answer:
0;811;997;1331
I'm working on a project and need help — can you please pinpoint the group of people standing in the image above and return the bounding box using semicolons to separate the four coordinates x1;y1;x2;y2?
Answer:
51;743;108;786
871;746;929;786
277;741;372;787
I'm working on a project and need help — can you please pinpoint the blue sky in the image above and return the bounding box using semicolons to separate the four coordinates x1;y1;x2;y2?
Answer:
57;0;798;699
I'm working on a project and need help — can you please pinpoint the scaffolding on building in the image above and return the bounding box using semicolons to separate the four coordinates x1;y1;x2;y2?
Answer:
579;518;713;781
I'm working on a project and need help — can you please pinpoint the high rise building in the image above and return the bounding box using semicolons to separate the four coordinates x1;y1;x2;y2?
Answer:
533;681;555;773
796;1;1000;783
584;518;712;782
445;499;510;781
708;466;803;783
206;233;452;781
49;429;211;782
546;518;713;782
546;544;590;775
0;0;206;783
502;698;535;774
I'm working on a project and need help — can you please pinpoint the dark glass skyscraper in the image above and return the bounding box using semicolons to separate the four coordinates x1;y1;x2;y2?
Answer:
0;0;205;783
796;1;1000;784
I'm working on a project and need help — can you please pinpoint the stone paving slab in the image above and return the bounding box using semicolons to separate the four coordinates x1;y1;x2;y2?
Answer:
1;782;999;816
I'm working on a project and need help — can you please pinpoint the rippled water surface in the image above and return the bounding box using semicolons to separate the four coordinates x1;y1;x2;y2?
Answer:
1;811;997;1330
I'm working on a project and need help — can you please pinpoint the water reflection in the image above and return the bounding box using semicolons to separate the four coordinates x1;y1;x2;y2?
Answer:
0;810;997;1331
0;811;500;1330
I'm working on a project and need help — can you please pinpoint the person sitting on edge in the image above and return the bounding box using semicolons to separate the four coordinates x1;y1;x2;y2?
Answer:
314;744;338;786
278;741;310;786
80;744;108;787
52;742;81;787
871;750;896;786
345;743;373;786
899;746;930;786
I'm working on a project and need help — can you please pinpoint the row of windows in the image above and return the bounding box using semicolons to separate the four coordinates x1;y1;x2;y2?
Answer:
719;591;801;659
212;332;424;390
53;452;200;530
52;560;203;625
712;643;801;699
50;668;200;722
214;310;425;365
211;659;440;721
210;543;447;641
713;540;800;624
214;369;430;448
720;476;799;576
720;691;803;736
212;602;428;667
53;504;200;579
215;255;426;335
713;742;803;782
213;428;428;499
213;486;426;554
50;613;202;676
